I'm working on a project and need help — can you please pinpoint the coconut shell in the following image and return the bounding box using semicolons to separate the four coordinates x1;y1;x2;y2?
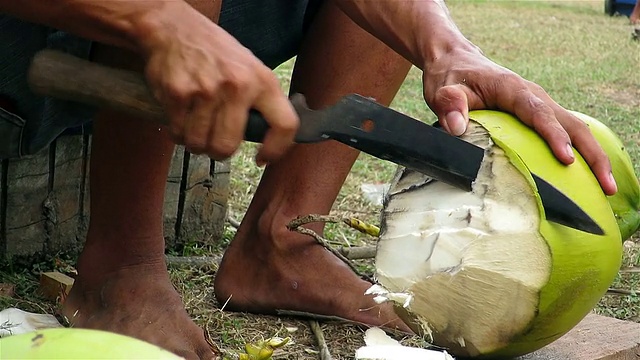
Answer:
0;328;183;359
375;110;627;358
468;110;623;357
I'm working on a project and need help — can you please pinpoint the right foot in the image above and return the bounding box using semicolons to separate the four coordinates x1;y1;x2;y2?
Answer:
62;261;217;360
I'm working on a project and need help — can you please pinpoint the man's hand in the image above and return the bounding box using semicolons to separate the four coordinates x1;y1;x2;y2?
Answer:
138;4;298;164
336;0;617;195
422;45;618;195
0;0;298;165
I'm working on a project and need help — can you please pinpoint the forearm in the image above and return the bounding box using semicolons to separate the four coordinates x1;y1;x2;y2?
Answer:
336;0;479;67
0;0;188;55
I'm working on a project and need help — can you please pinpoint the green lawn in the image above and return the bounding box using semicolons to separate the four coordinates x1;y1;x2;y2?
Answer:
1;1;638;358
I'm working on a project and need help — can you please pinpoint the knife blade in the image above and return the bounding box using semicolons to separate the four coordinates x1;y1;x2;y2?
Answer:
27;49;604;235
246;94;604;235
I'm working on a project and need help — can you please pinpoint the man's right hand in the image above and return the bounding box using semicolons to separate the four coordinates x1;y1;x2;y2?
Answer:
0;0;299;165
137;3;299;165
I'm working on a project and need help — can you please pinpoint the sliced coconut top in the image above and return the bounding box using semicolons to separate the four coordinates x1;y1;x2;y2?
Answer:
374;122;552;356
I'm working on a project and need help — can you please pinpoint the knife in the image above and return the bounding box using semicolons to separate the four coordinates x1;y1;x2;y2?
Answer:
27;49;604;235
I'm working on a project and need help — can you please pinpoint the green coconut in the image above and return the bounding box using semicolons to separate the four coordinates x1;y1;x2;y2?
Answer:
570;110;640;240
371;110;635;358
0;328;183;359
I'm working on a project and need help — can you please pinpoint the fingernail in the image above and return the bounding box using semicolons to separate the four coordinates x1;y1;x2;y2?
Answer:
609;171;618;192
445;111;466;136
565;143;575;160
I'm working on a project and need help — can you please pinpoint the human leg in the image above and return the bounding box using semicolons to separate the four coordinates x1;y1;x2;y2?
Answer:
60;2;221;360
214;0;412;329
60;51;217;360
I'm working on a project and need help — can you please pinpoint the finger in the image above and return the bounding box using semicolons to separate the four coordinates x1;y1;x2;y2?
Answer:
529;87;618;194
556;110;618;195
162;95;189;145
251;82;299;165
183;97;219;155
209;97;248;161
430;84;479;136
504;87;575;165
154;77;193;145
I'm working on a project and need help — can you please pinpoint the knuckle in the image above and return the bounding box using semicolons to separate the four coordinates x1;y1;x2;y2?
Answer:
222;72;253;97
526;80;546;94
184;135;207;153
492;71;518;88
194;77;219;100
261;72;281;90
164;79;192;103
569;116;591;133
234;72;254;91
273;118;298;134
210;138;238;159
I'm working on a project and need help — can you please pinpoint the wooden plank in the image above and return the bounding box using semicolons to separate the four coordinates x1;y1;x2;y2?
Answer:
0;283;15;298
207;159;231;241
163;146;184;247
46;136;85;252
1;138;231;258
178;154;229;245
1;159;6;257
77;133;91;241
520;313;640;360
39;271;74;301
4;149;49;256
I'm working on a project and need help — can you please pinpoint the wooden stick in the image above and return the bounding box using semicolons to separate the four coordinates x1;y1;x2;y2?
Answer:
619;266;640;274
287;214;345;229
606;288;637;296
309;320;333;360
28;50;165;123
227;216;241;229
339;246;376;260
275;310;413;339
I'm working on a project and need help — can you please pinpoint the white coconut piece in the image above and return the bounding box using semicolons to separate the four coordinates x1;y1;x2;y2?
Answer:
374;123;552;355
0;308;62;337
355;327;455;360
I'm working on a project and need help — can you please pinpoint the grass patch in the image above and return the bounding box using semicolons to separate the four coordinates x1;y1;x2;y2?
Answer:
1;1;638;358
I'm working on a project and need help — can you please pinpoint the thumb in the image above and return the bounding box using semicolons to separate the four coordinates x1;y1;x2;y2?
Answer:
429;84;471;136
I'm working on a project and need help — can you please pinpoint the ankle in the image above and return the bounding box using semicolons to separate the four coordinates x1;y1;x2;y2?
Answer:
76;237;167;280
252;205;323;249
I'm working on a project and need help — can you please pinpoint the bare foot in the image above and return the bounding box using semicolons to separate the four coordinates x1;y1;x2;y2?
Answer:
62;260;216;360
214;213;411;332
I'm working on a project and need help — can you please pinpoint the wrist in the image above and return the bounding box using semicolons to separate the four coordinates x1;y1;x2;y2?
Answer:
127;1;192;58
411;1;481;67
419;33;482;68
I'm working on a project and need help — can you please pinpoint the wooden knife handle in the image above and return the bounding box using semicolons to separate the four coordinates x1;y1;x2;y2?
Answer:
27;49;269;142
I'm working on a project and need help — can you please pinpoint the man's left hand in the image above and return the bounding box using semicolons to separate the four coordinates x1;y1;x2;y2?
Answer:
422;46;618;195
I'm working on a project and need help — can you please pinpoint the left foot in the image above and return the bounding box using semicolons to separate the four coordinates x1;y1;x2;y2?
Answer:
214;212;412;332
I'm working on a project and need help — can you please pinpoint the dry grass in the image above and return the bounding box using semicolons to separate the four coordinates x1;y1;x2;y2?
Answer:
0;1;638;359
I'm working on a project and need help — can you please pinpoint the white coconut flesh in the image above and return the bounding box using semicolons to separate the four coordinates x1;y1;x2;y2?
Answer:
373;122;552;355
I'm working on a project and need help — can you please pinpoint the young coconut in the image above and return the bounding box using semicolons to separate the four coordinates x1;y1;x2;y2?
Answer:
569;110;640;240
372;110;633;358
0;328;184;359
